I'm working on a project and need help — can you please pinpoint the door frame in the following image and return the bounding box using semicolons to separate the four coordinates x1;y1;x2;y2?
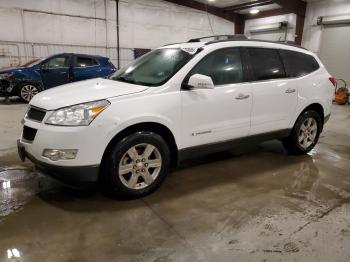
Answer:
39;54;73;88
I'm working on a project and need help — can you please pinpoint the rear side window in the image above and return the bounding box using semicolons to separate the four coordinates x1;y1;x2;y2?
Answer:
279;50;320;77
75;56;99;68
186;48;244;86
247;48;285;81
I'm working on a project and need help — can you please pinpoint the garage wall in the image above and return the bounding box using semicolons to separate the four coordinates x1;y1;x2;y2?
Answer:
244;14;297;42
302;0;350;54
0;0;235;68
302;0;350;82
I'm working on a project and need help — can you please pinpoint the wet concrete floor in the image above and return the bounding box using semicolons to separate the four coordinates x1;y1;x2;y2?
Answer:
0;98;350;261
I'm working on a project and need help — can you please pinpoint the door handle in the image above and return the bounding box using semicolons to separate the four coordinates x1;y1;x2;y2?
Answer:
285;88;296;94
235;93;250;100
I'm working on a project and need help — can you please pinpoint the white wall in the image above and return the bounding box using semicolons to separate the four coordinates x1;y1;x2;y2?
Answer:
302;0;350;54
119;0;234;48
244;13;297;42
0;0;235;67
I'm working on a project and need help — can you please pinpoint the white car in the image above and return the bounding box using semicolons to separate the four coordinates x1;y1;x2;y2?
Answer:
18;36;334;197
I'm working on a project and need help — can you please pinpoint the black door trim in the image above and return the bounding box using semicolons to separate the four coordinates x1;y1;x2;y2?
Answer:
178;129;291;163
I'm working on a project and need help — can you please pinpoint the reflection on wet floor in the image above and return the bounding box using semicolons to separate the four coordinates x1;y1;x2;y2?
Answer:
0;105;350;261
0;167;48;219
0;139;349;261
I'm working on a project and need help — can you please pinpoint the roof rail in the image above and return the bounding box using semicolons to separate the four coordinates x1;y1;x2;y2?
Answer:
204;38;308;50
187;34;247;43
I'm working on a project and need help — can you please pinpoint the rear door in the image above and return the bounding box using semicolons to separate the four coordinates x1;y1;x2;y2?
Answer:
72;55;101;82
245;47;298;135
181;47;252;148
40;55;71;88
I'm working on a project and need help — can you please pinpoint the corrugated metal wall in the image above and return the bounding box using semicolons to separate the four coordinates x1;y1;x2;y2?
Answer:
0;0;235;68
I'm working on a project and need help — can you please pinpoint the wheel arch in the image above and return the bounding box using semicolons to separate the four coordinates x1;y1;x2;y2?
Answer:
101;122;179;172
13;79;44;95
298;103;325;130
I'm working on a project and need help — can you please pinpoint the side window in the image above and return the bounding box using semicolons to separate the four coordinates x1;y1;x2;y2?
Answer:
247;48;285;81
75;56;99;68
42;56;69;70
279;50;320;77
186;48;244;86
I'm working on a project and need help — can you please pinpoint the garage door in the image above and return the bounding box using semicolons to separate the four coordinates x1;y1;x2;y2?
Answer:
319;25;350;82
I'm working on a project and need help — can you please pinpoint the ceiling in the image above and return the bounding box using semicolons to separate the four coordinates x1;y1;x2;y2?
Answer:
195;0;284;14
195;0;258;8
237;3;281;14
196;0;321;7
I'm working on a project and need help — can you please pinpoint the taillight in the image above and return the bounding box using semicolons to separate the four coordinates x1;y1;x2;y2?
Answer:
329;77;337;87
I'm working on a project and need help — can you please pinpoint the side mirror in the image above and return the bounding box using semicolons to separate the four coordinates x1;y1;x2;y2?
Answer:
186;74;214;90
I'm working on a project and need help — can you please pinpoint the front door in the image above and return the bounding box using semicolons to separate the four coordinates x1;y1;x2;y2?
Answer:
245;47;298;135
40;55;71;88
181;47;252;148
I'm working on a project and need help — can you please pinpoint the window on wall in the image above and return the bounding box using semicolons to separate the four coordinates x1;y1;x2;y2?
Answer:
186;48;244;86
279;50;320;77
247;48;285;81
75;57;99;68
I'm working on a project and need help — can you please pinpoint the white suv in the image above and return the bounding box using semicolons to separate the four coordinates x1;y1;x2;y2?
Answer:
18;36;334;197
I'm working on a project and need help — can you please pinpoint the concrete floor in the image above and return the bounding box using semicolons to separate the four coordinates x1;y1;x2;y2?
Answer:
0;97;350;262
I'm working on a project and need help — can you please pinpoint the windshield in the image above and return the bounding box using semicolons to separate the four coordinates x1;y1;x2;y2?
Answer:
25;58;44;67
110;48;196;86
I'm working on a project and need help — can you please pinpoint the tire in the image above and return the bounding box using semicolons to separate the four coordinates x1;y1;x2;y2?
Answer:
100;132;171;198
282;110;322;155
18;83;41;103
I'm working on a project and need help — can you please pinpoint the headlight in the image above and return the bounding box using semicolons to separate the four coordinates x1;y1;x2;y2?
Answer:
0;73;13;79
45;100;110;126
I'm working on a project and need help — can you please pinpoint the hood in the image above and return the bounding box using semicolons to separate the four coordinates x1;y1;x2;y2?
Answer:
0;66;18;71
0;68;19;74
30;78;149;110
0;67;31;75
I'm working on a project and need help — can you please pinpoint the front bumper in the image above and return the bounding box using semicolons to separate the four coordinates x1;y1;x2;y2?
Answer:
18;139;100;186
0;79;12;96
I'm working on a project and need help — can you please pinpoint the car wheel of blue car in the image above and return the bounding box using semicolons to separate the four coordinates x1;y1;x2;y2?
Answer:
19;84;40;103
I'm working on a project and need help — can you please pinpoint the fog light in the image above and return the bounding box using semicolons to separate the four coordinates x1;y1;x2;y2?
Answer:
42;149;78;161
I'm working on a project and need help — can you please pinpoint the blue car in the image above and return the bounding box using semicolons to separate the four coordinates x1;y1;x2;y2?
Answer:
0;53;116;102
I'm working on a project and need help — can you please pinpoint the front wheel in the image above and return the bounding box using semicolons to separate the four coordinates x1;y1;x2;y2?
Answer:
101;132;171;198
283;110;322;155
18;83;40;103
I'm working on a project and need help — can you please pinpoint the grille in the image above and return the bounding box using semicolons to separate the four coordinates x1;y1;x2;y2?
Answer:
26;107;46;122
22;126;37;142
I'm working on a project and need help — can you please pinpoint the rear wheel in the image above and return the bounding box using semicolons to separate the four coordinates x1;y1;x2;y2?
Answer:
101;132;171;198
283;110;322;155
18;83;40;103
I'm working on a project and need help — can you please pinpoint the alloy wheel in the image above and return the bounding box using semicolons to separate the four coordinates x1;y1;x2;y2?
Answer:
118;143;162;190
298;117;318;149
20;85;39;102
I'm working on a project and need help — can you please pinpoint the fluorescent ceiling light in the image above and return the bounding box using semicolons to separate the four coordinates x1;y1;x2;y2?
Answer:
318;14;350;25
250;9;260;15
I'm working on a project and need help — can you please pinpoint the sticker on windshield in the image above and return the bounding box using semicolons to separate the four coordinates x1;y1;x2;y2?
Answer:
181;47;199;55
